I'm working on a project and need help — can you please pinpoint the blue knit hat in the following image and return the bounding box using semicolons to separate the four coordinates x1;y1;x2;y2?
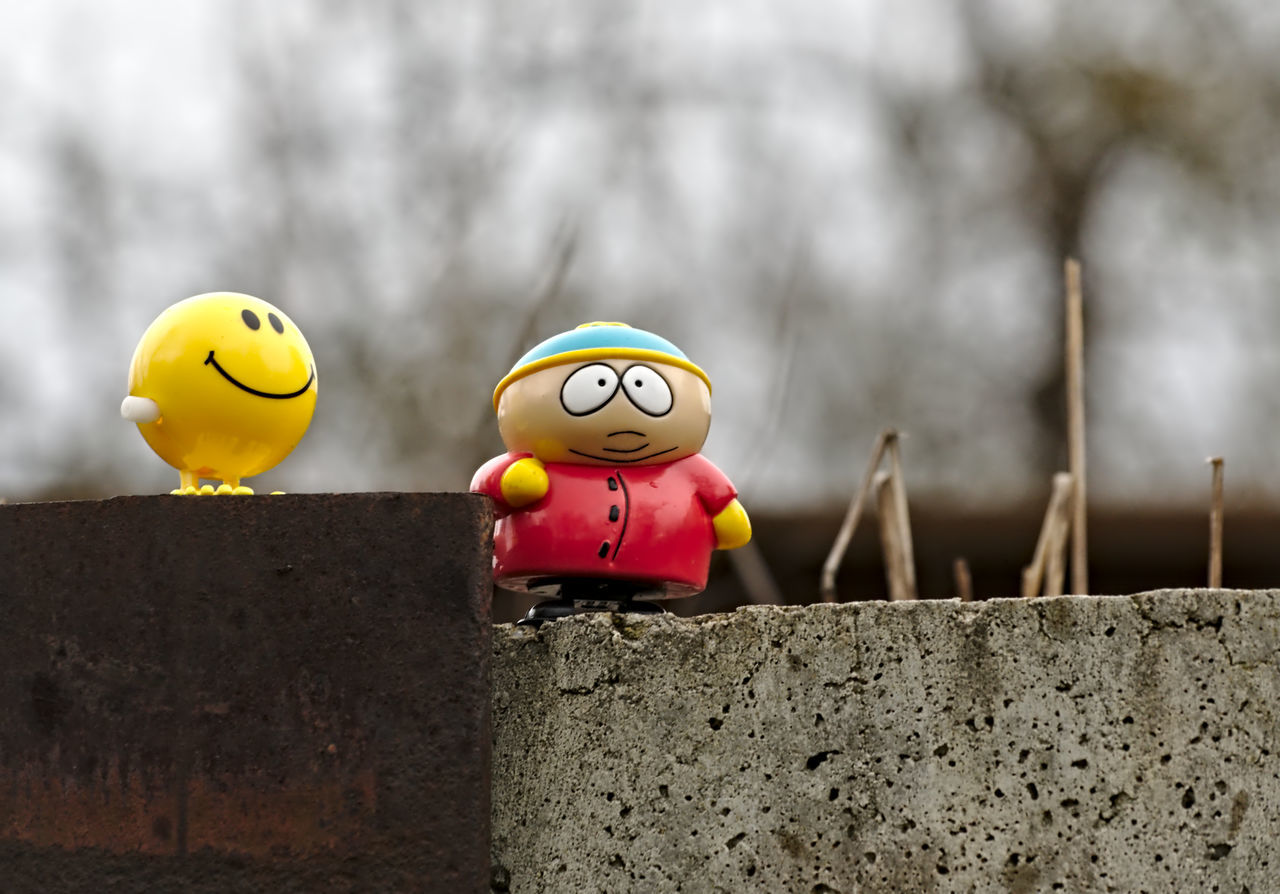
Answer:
493;322;710;410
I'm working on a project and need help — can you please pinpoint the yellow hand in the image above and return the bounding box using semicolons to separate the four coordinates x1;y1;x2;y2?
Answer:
500;457;549;507
712;499;751;550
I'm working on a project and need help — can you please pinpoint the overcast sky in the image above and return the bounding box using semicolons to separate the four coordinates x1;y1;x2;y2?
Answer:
4;1;1280;513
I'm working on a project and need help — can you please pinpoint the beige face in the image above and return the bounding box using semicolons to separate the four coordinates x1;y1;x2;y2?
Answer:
497;360;711;466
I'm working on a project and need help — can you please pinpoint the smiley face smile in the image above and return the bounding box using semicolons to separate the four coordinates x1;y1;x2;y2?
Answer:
204;350;315;399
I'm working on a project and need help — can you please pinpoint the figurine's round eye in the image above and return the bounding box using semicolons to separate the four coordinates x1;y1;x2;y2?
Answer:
621;365;673;416
268;312;284;334
241;309;261;330
561;364;620;416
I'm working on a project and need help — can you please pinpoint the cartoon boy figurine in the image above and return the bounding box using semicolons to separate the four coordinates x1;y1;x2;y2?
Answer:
471;322;751;624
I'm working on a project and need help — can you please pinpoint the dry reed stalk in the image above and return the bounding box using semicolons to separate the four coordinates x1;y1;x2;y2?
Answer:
1022;472;1075;598
820;429;895;603
729;540;785;605
953;558;973;602
886;435;918;600
1065;258;1089;594
874;470;914;601
1208;457;1224;588
1043;492;1072;597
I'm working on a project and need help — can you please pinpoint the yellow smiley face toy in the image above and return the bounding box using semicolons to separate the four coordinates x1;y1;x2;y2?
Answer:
121;292;318;495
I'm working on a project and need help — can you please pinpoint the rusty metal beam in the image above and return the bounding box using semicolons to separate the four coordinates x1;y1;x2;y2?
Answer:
0;493;493;892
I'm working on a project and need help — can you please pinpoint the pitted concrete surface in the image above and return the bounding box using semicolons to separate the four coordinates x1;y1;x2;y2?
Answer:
491;590;1280;893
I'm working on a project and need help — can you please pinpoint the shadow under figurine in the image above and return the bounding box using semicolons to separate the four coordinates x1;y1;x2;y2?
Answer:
471;322;751;625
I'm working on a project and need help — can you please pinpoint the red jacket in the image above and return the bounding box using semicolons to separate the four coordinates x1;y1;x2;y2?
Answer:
470;452;738;598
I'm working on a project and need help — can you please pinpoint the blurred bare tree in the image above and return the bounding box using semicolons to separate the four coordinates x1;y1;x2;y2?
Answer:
3;0;1280;511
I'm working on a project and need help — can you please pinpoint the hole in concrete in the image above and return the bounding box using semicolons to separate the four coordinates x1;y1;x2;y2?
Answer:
806;750;839;770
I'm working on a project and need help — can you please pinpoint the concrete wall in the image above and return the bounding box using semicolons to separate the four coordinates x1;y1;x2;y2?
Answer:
491;590;1280;893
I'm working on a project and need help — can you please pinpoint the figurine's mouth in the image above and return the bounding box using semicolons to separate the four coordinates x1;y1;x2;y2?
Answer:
568;446;678;464
601;443;650;454
205;350;315;399
598;430;650;454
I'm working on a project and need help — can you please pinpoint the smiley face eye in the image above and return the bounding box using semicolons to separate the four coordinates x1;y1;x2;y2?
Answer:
268;312;284;334
621;364;673;416
561;363;620;416
241;309;261;330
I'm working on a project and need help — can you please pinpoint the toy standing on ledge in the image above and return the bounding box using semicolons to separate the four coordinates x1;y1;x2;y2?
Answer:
121;292;318;495
471;322;751;624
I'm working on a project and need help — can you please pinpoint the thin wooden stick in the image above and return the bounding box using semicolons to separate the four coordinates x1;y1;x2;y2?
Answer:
886;435;918;600
820;429;895;603
1022;472;1075;598
953;558;973;603
1208;457;1224;588
1065;258;1089;595
874;471;913;601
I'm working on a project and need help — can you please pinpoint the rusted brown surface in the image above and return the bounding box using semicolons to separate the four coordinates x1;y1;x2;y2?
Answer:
0;493;492;892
